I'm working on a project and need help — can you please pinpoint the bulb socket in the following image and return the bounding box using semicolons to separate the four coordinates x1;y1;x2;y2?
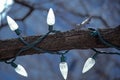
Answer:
61;55;66;62
92;53;99;59
15;29;21;35
48;25;53;32
11;62;17;68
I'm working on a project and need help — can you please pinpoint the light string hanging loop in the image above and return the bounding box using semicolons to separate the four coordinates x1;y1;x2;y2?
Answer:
82;27;120;74
1;8;71;78
88;28;120;50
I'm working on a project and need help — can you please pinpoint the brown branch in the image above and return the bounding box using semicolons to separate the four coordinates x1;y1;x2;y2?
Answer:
0;26;120;60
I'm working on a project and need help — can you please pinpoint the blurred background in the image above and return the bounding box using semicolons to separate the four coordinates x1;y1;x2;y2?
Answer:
0;0;120;80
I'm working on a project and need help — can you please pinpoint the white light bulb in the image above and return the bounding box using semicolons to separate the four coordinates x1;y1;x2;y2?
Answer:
47;8;55;26
0;0;6;13
7;16;19;31
59;62;68;80
0;0;14;13
6;0;14;6
81;16;92;25
15;64;28;77
82;58;95;73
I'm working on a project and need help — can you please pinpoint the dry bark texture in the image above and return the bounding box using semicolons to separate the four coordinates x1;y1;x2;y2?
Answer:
0;26;119;60
0;0;120;80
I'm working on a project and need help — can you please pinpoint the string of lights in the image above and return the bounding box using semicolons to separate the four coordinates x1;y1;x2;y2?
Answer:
0;8;69;79
0;7;119;80
82;28;120;74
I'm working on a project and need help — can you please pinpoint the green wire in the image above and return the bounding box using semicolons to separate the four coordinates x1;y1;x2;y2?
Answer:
91;48;120;56
88;28;120;50
96;29;120;50
89;28;120;56
1;25;62;64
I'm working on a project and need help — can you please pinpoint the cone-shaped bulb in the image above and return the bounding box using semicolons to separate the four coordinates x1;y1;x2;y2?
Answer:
81;16;92;25
15;64;28;77
47;8;55;26
0;0;6;13
7;16;19;31
59;62;68;80
82;58;95;73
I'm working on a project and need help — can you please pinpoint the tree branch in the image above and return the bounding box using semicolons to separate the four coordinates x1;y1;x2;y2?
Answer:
0;26;120;60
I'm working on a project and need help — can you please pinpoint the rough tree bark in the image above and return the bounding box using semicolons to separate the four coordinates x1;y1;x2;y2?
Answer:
0;26;120;60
